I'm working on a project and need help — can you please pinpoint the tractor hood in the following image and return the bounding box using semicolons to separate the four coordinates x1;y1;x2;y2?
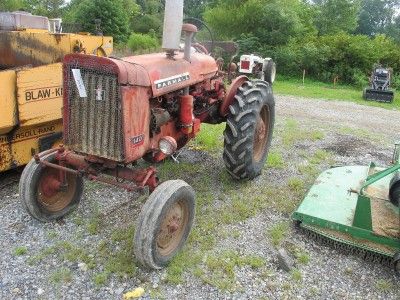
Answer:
64;52;218;97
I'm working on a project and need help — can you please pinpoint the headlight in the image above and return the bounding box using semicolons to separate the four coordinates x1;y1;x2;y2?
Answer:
159;136;177;156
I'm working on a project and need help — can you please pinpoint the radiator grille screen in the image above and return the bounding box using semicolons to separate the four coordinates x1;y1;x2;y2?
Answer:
65;67;124;161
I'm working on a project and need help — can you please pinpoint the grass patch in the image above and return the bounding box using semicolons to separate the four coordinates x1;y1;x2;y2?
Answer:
13;246;28;256
281;119;326;147
268;222;290;247
287;177;305;194
191;123;225;153
197;250;265;291
157;160;198;182
49;267;72;285
46;230;58;240
297;163;319;178
375;279;394;292
266;151;285;169
274;77;400;110
290;268;302;282
294;250;310;265
165;249;203;284
87;215;101;235
93;272;108;287
309;149;332;165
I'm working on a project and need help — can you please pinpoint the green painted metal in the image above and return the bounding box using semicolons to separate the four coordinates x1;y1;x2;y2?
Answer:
292;165;400;257
352;195;372;231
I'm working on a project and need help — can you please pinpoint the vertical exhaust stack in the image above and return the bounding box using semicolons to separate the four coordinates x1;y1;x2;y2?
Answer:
162;0;184;55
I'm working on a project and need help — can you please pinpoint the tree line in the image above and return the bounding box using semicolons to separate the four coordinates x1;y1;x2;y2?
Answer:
1;0;400;87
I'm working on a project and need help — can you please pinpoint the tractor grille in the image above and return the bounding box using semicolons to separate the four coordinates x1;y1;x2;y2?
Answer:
65;67;124;161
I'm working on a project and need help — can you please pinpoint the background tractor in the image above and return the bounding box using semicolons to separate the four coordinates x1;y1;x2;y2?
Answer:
0;11;113;173
363;66;394;103
19;0;276;269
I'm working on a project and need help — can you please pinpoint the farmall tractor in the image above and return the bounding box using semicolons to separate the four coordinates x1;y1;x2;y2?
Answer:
19;0;276;269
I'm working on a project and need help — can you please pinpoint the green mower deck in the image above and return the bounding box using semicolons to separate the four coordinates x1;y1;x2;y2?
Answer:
292;165;400;264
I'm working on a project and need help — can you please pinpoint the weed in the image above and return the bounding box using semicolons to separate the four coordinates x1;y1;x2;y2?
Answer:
309;149;332;165
93;272;108;287
310;130;324;141
13;246;27;256
282;119;299;147
200;250;265;291
266;151;285;169
298;163;319;177
288;177;305;194
87;216;100;235
165;249;202;284
49;268;72;285
291;268;302;282
375;279;393;292
294;250;310;265
73;216;85;226
46;230;58;240
268;222;289;247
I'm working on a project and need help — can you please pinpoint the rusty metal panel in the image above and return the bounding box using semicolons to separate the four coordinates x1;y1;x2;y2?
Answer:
0;70;18;135
121;52;218;97
0;31;113;68
121;87;151;162
16;63;63;127
64;66;124;161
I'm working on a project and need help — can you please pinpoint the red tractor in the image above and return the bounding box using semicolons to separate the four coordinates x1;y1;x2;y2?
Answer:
19;0;276;269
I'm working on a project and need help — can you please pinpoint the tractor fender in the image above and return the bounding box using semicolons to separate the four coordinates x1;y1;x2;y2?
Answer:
219;75;249;117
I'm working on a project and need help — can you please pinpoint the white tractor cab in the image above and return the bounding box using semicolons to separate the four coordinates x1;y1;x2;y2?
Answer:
239;54;276;84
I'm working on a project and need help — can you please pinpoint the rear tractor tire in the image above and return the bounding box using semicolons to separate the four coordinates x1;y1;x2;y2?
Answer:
389;173;400;207
393;252;400;277
134;180;195;269
223;80;275;180
19;153;83;222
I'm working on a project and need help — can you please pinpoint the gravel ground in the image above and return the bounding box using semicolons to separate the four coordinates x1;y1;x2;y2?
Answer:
0;95;399;300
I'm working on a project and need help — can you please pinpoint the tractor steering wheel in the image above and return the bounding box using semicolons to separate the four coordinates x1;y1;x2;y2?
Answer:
183;17;215;55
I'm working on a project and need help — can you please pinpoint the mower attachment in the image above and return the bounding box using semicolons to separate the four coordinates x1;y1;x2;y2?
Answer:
292;164;400;274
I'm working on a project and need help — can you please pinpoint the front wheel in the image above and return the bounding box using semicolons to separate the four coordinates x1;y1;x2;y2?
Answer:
19;152;84;222
134;180;195;269
223;80;275;179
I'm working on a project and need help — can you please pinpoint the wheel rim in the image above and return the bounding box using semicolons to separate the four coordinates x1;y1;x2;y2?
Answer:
37;167;77;213
253;105;270;162
156;199;189;257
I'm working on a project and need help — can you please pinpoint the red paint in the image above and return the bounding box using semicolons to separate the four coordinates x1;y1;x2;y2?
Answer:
180;95;194;134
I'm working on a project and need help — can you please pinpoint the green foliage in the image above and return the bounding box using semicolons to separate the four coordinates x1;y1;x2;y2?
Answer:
274;33;400;85
313;0;360;35
356;0;398;37
72;0;130;43
0;0;26;11
204;0;308;48
127;32;160;53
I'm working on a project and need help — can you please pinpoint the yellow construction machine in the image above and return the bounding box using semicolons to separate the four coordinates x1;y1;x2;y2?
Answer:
0;11;113;172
